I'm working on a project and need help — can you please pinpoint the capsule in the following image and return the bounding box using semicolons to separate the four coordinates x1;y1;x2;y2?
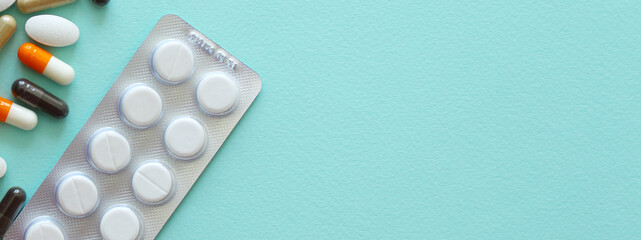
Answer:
12;78;69;119
18;43;74;85
0;96;38;130
0;187;27;238
17;0;76;13
0;15;16;51
92;0;108;6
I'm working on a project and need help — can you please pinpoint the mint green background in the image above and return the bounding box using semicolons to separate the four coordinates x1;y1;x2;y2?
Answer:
0;1;639;239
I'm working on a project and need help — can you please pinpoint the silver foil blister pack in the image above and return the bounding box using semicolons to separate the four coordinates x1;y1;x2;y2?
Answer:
6;14;262;239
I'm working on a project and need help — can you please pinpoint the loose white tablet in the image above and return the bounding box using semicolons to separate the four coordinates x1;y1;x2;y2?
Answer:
119;84;163;128
0;0;15;12
100;205;143;240
25;15;79;47
24;217;66;240
151;40;194;84
164;117;207;160
55;173;99;217
132;161;174;204
196;72;240;116
87;129;131;173
0;157;6;178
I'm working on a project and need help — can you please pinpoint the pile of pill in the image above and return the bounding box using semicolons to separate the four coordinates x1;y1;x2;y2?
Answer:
1;0;107;180
1;0;87;128
2;14;262;240
1;1;113;237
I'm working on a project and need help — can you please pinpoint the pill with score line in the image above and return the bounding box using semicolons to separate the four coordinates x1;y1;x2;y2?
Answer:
18;43;75;85
24;217;66;240
55;172;99;218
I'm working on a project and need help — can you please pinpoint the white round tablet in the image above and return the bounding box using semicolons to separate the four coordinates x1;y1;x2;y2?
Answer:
55;173;99;217
0;157;6;178
87;129;131;173
100;205;143;240
132;161;174;204
151;40;194;84
164;117;207;160
119;84;163;128
24;217;66;240
196;72;240;116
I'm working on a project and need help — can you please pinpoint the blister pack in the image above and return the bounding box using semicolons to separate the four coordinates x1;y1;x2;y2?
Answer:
5;14;262;239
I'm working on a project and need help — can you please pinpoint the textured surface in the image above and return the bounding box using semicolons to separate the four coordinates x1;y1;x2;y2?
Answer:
0;1;640;239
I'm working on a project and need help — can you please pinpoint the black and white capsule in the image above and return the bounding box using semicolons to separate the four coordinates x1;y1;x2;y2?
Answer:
12;78;69;119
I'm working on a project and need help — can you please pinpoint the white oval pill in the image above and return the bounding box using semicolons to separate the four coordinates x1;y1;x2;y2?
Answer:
100;205;143;240
87;129;131;173
0;0;15;12
119;84;163;128
132;161;174;204
25;15;79;47
164;117;207;160
24;217;66;240
0;157;6;178
56;173;99;217
196;72;240;116
151;40;194;84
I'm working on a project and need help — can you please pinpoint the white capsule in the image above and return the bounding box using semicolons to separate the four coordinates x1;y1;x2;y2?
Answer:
1;96;38;130
26;15;79;47
0;157;6;178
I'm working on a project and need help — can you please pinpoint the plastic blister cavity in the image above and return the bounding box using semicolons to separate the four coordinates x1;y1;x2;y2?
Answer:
55;172;100;218
163;116;208;160
24;216;67;240
131;161;176;204
5;14;262;239
150;39;195;84
99;205;144;240
87;128;132;173
196;72;240;116
118;84;164;129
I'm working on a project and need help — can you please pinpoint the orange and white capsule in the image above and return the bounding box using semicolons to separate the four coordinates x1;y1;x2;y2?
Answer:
0;96;38;130
18;43;74;85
